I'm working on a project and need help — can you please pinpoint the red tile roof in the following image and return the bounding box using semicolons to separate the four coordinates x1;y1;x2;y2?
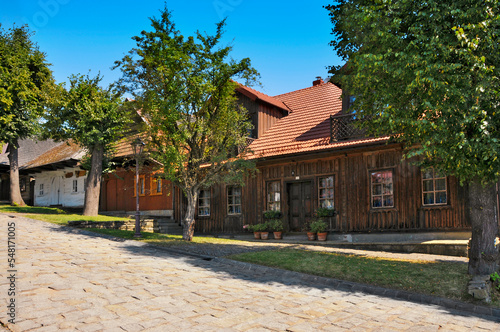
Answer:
245;82;388;159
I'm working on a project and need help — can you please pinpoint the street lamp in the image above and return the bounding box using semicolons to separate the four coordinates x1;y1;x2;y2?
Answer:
131;137;145;238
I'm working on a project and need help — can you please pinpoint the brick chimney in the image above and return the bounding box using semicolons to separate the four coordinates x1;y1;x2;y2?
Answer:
312;76;324;86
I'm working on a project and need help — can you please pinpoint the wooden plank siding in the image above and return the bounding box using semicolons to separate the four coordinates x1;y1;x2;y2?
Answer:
100;166;173;213
183;145;470;234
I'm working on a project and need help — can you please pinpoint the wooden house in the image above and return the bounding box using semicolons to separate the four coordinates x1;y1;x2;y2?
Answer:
179;79;471;234
99;133;174;218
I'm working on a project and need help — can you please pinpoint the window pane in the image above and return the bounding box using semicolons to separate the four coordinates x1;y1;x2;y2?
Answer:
423;193;434;205
235;196;241;204
423;180;433;192
435;179;446;191
372;184;382;195
422;169;434;179
383;183;393;195
234;205;241;214
372;196;382;208
384;195;394;207
371;172;383;183
228;206;234;214
234;187;241;195
274;192;280;201
319;188;327;199
327;189;334;199
436;191;447;204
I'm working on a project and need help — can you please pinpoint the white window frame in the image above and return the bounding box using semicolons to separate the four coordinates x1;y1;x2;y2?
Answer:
370;170;394;208
198;189;211;217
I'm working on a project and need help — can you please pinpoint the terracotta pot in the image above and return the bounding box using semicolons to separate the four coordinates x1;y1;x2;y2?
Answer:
317;232;328;241
307;232;316;241
260;232;269;240
273;231;283;240
253;232;261;239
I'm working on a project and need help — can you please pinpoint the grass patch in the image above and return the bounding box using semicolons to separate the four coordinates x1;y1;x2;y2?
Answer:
0;205;66;215
0;204;132;225
86;228;241;247
229;248;499;307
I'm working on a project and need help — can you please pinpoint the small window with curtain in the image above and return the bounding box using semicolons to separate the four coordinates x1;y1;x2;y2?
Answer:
134;175;146;197
371;170;394;208
318;176;334;209
151;176;162;195
227;186;242;215
422;168;447;205
198;189;211;216
267;181;281;211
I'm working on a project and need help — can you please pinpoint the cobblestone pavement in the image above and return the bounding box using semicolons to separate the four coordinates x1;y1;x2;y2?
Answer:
0;214;499;331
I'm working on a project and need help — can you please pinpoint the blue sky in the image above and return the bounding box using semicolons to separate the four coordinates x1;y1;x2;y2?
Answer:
2;1;342;96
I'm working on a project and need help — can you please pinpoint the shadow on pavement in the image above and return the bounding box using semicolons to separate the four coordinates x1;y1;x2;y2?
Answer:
44;222;500;323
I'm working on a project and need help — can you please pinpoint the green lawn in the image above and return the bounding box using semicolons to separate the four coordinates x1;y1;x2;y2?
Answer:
0;204;132;225
228;248;484;304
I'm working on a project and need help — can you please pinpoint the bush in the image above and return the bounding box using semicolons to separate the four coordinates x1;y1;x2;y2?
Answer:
310;219;328;233
263;210;282;219
316;207;336;218
268;219;284;232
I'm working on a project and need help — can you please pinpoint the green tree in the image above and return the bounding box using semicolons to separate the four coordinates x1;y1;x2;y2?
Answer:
0;25;54;206
114;7;258;241
44;74;130;216
327;1;500;275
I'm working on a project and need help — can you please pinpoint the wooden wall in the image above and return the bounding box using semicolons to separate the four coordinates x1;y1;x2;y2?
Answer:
185;145;470;234
237;94;285;139
100;167;173;213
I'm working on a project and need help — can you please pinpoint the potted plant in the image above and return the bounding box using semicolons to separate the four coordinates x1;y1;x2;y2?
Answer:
259;222;270;240
244;224;261;239
302;222;316;241
316;207;336;218
269;219;284;240
310;219;328;241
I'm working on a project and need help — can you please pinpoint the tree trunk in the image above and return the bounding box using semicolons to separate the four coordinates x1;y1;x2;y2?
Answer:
82;145;104;216
182;188;199;241
8;139;26;206
468;180;499;275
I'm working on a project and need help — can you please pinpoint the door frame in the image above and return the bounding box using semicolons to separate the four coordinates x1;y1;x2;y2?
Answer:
285;179;314;232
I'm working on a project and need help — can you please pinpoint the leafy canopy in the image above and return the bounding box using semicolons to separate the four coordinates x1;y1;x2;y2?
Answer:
115;8;259;192
327;0;500;183
0;24;54;143
44;74;130;154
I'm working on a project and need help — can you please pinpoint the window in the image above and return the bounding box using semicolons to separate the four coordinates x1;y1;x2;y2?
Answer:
134;175;145;196
227;186;242;214
151;177;162;195
422;168;447;205
318;176;334;209
72;180;78;193
267;181;281;211
371;170;394;208
20;178;26;192
39;184;44;196
198;189;211;216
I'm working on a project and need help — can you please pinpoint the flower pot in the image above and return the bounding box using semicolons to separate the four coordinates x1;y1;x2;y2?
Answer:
260;232;269;240
317;232;328;241
253;232;261;239
307;232;316;241
273;231;282;240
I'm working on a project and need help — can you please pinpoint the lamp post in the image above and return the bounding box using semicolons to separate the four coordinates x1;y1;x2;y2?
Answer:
131;137;145;238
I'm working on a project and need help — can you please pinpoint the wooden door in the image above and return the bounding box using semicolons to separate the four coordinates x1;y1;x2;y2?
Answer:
287;181;312;231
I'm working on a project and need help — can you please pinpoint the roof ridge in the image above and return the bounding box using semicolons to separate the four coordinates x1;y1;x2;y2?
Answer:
273;82;334;99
